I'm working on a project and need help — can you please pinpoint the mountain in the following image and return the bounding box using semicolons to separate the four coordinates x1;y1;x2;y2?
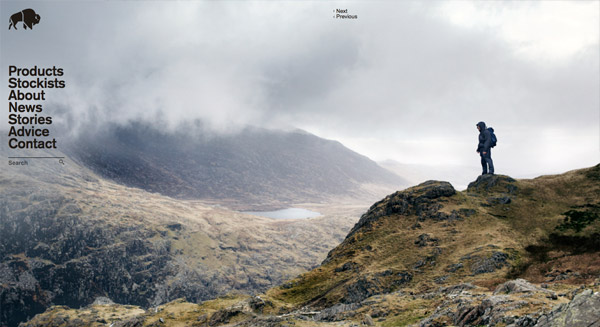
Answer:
23;165;600;326
64;123;409;208
0;145;369;327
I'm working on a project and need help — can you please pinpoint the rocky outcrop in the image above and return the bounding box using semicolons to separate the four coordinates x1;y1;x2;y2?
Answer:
346;181;457;239
467;174;517;194
418;280;600;327
494;279;551;295
0;192;174;327
313;303;362;321
343;271;413;304
415;234;439;247
470;251;509;275
533;290;600;327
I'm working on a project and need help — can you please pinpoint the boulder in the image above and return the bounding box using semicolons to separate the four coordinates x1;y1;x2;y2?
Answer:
467;174;517;194
494;279;549;295
534;290;600;327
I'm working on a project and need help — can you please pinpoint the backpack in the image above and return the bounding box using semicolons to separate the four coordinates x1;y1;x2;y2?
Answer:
488;127;497;147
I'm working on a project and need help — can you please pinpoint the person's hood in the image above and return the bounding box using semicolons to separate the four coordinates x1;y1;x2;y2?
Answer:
477;121;487;130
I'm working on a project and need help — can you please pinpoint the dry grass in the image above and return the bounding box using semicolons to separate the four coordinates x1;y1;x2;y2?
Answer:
16;159;600;326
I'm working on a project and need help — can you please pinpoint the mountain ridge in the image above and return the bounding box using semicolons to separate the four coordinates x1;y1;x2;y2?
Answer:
63;123;409;208
21;165;600;326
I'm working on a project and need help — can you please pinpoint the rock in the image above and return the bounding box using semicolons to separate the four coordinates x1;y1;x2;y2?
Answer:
414;247;442;270
343;272;412;303
544;269;581;282
314;303;361;321
418;181;457;199
486;196;512;206
208;307;242;326
434;276;449;284
280;281;298;289
467;174;517;194
344;278;380;304
165;223;183;231
91;296;115;305
346;181;456;238
494;279;548;295
454;295;512;326
512;315;537;327
445;263;464;273
362;314;375;326
196;314;208;323
420;281;546;327
470;251;509;275
248;296;267;313
335;262;359;273
415;234;439;247
534;290;600;327
394;272;413;286
438;283;476;295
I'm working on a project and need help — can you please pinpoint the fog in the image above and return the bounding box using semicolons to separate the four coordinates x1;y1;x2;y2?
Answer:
1;1;598;179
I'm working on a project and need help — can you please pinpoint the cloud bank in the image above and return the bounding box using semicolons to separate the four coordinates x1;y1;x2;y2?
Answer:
1;1;598;178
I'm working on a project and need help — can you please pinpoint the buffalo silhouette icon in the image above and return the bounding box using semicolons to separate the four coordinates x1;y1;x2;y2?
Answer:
8;9;40;30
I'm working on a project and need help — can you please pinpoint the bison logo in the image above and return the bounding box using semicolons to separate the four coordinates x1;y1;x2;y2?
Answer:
8;9;41;30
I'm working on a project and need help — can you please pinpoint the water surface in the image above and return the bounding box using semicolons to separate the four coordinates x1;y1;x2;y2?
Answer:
243;208;321;219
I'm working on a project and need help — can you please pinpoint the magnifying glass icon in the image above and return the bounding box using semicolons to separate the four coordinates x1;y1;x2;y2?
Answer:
59;159;64;165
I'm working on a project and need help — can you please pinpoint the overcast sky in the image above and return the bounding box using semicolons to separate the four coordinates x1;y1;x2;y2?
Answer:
2;1;599;180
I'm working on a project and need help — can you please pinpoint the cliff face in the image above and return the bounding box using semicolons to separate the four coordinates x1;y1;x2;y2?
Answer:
0;190;173;326
18;165;600;326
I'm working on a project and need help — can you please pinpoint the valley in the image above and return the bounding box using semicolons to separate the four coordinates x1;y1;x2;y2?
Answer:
0;144;381;327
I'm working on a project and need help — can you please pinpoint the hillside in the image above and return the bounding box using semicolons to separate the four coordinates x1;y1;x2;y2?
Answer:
23;165;600;326
64;123;408;208
0;146;368;327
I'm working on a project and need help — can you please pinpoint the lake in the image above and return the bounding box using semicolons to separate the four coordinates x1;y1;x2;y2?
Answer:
243;208;322;219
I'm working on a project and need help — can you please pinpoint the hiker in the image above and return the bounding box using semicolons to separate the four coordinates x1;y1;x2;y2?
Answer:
476;121;494;175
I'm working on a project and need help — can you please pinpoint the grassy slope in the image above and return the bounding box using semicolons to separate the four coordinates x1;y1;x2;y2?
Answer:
21;165;600;326
268;165;600;307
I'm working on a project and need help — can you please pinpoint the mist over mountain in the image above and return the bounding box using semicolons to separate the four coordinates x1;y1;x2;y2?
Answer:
63;122;408;208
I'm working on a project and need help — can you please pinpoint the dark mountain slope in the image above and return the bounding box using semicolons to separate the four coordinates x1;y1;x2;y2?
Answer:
64;123;408;207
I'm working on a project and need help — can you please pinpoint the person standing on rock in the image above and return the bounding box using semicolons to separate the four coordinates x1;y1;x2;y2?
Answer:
476;121;494;175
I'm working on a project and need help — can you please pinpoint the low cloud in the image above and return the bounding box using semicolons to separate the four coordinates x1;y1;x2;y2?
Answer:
1;1;597;177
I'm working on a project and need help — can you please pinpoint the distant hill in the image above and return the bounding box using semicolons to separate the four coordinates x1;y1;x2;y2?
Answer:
26;165;600;326
64;123;408;208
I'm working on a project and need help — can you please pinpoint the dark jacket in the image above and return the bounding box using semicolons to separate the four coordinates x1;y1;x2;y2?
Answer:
477;121;491;153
